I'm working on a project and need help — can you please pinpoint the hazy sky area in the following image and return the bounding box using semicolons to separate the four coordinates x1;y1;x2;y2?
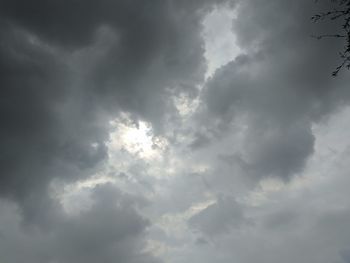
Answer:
1;1;350;263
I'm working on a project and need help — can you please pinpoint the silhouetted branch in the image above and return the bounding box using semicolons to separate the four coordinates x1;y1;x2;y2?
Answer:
313;0;350;76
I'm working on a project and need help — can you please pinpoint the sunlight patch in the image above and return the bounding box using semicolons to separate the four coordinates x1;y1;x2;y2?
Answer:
108;114;168;160
202;3;241;79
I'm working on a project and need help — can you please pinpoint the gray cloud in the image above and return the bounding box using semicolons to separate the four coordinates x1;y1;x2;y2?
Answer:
0;1;232;261
0;0;230;213
2;0;350;263
0;183;159;263
189;195;250;237
177;118;350;263
200;0;350;181
0;26;109;223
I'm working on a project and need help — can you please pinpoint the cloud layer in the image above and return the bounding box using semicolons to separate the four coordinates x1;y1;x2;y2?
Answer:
1;0;350;262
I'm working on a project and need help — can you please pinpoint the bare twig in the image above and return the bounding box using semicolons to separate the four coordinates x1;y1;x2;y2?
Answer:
313;0;350;76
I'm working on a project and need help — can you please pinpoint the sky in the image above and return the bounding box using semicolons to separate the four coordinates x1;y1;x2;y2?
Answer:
1;0;350;263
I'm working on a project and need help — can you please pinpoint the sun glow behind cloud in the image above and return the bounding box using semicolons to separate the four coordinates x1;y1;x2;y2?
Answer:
108;114;167;161
57;5;263;260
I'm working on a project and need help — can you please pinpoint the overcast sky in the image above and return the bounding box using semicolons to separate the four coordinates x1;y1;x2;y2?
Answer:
1;0;350;263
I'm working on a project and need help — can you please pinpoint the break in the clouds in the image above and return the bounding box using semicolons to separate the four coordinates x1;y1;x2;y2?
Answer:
1;0;350;263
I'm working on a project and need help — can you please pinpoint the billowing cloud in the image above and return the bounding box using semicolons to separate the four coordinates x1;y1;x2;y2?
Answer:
1;0;350;263
0;0;232;261
0;183;159;263
0;0;230;211
200;0;350;181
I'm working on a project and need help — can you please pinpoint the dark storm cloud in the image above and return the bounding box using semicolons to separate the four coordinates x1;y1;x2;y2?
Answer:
0;1;234;261
0;25;109;222
0;183;159;263
3;0;350;262
0;0;235;129
201;0;350;181
0;0;230;48
0;0;231;213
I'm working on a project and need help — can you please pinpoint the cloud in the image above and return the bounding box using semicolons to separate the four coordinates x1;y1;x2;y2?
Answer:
0;1;234;261
0;2;240;262
0;0;231;213
0;26;110;223
200;0;350;181
165;107;350;263
189;195;250;237
2;0;350;263
0;183;159;263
